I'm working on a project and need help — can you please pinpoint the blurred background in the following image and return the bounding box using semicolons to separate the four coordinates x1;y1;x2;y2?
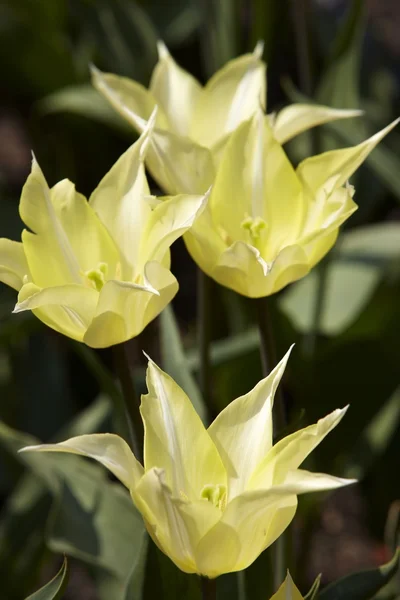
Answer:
0;0;399;598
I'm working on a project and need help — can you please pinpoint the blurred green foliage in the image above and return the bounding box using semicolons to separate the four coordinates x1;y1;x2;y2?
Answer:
0;0;400;598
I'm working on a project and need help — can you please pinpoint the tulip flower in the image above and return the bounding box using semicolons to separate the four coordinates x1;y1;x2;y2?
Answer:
184;111;399;297
21;347;355;577
0;113;207;347
92;42;361;195
272;573;303;600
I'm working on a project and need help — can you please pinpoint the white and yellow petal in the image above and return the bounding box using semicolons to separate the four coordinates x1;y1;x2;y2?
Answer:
271;572;304;600
0;239;29;291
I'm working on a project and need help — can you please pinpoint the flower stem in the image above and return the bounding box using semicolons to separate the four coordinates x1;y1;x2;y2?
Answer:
255;295;287;590
112;343;143;461
201;576;217;600
198;269;212;412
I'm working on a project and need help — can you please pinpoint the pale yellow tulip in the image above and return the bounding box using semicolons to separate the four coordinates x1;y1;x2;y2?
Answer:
92;42;361;195
21;348;355;576
272;572;304;600
184;111;399;297
0;113;207;347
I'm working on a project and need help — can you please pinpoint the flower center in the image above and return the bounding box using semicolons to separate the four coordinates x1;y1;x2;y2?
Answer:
241;215;267;240
201;484;227;511
84;262;108;291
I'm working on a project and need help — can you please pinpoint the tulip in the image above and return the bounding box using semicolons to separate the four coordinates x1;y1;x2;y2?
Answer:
272;572;303;600
21;347;355;577
92;42;361;195
184;111;399;297
0;113;207;347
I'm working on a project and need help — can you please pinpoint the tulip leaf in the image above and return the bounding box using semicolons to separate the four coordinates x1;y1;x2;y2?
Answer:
160;304;207;423
280;223;400;336
318;547;400;600
25;557;68;600
38;85;132;137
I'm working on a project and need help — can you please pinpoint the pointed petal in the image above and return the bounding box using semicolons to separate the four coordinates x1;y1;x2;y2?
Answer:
83;261;177;347
150;41;202;136
273;104;363;145
183;203;227;276
271;469;356;495
89;118;155;276
138;191;208;268
195;489;297;576
91;66;169;131
14;282;98;342
191;44;266;147
135;468;220;574
20;433;143;491
297;118;400;195
140;357;226;499
248;407;348;489
0;239;29;291
19;158;82;286
208;347;293;499
271;572;303;600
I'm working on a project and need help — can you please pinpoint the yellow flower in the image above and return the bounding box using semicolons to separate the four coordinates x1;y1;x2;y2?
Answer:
92;41;361;195
184;111;399;297
0;114;207;347
272;572;304;600
21;347;355;577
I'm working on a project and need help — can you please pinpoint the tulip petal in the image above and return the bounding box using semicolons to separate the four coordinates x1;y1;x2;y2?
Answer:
91;66;169;131
150;41;202;137
272;469;356;494
272;104;363;145
183;204;227;275
138;191;209;268
141;358;226;500
208;346;293;500
195;489;297;575
248;407;348;489
83;261;177;347
14;282;98;341
271;572;303;600
135;468;221;574
297;118;400;195
20;433;143;491
0;239;29;291
89;119;155;277
19;158;82;286
213;241;270;297
267;245;310;294
190;43;266;147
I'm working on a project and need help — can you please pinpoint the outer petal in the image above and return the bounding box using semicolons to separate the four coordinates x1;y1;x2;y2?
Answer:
271;469;356;494
83;261;177;348
183;204;227;275
89;117;154;276
19;158;82;287
271;573;304;600
208;347;293;500
20;433;143;491
195;490;297;576
140;358;226;499
137;191;209;269
135;468;221;574
212;242;309;297
190;43;266;147
272;104;362;145
91;66;170;131
150;41;202;136
0;239;29;291
297;118;400;196
14;282;98;342
248;407;348;489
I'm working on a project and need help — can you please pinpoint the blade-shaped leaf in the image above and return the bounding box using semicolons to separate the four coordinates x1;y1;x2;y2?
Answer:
25;557;68;600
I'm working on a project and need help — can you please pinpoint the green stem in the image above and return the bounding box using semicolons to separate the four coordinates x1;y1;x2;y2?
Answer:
255;296;287;590
198;269;213;412
201;576;217;600
112;343;143;461
303;260;329;357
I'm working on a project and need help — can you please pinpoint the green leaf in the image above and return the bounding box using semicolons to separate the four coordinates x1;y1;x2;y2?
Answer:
160;304;207;423
25;557;68;600
37;85;132;137
319;548;400;600
280;224;400;336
